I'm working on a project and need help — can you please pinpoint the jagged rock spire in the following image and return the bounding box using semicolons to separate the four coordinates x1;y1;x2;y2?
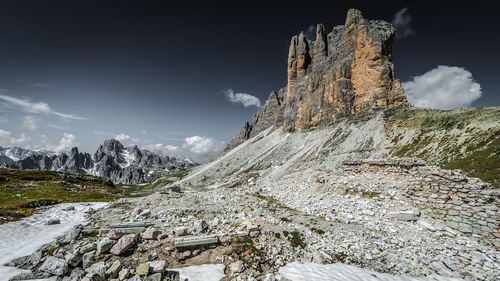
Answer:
227;9;407;149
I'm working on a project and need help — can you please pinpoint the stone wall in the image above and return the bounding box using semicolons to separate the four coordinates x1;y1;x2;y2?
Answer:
343;159;500;241
407;169;499;240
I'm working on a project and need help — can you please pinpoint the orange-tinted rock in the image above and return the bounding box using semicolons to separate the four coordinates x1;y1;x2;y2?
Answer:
227;9;407;148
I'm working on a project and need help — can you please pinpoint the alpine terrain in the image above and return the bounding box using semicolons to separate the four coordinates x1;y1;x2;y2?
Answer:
2;139;196;184
2;8;499;281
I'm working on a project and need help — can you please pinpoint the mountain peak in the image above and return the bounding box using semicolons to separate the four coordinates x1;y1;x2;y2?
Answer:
227;9;406;150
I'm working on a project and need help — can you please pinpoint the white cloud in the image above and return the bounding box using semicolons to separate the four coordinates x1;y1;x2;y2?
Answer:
402;65;482;110
182;136;224;157
10;133;31;145
52;133;78;152
0;129;31;147
114;133;131;142
392;7;414;39
21;116;38;131
143;143;179;155
0;94;88;120
224;89;261;108
0;129;12;146
141;130;147;135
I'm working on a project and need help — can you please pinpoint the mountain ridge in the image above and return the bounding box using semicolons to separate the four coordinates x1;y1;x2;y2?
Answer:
4;139;196;184
227;9;406;150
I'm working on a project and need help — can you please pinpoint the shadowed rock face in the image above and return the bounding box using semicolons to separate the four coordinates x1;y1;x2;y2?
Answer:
227;9;406;150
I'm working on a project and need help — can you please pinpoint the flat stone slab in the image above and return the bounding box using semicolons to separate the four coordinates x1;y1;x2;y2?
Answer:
110;223;154;228
174;235;219;249
99;227;148;235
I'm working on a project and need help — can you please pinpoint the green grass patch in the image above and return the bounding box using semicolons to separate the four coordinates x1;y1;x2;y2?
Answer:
344;187;380;198
311;227;325;235
387;107;500;187
283;230;306;248
280;217;292;223
0;169;147;224
147;168;190;188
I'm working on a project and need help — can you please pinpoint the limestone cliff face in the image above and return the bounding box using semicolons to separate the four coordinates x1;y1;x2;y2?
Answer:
227;9;406;150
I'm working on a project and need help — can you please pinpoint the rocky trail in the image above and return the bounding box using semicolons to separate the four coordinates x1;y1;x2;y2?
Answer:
4;157;498;281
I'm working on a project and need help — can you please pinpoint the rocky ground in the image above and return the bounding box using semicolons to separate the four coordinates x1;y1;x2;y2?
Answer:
6;159;499;281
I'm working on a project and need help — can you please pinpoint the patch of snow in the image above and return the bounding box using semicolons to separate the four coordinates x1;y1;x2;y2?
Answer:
120;149;135;168
279;262;462;281
169;264;225;281
0;202;107;281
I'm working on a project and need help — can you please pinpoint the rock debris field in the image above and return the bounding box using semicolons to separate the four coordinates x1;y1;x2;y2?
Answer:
4;159;499;281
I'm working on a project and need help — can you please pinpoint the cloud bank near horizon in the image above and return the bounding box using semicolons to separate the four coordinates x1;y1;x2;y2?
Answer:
402;65;482;110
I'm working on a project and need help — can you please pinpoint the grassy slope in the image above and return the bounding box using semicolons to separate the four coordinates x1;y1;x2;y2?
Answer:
385;107;500;187
0;169;148;224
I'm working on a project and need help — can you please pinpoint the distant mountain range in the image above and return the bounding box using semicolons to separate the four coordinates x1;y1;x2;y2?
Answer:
0;139;196;184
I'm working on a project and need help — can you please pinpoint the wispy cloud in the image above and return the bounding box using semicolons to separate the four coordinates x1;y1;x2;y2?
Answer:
392;7;415;39
402;65;482;110
0;94;88;120
304;24;315;41
48;123;75;131
224;89;261;108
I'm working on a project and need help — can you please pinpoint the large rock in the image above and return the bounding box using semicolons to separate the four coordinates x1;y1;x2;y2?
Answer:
229;261;246;274
193;220;208;233
65;252;82;267
135;262;150;276
39;256;68;276
226;9;407;149
107;229;123;240
149;260;166;273
173;226;189;236
142;228;160;240
82;251;95;269
110;235;134;255
145;273;162;281
61;225;83;244
81;273;106;281
389;209;420;221
85;262;107;276
96;238;115;255
106;260;122;278
70;268;86;280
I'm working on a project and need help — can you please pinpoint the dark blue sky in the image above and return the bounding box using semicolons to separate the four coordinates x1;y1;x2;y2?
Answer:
0;0;498;160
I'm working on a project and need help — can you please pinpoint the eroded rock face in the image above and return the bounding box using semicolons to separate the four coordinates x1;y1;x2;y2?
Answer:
228;9;406;148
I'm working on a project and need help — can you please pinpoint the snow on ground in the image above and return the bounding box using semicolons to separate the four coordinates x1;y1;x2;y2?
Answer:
120;149;135;168
278;262;463;281
169;264;226;281
0;202;107;281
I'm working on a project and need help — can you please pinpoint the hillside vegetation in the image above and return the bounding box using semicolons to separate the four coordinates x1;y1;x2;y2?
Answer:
175;106;500;190
0;169;155;224
386;107;500;186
